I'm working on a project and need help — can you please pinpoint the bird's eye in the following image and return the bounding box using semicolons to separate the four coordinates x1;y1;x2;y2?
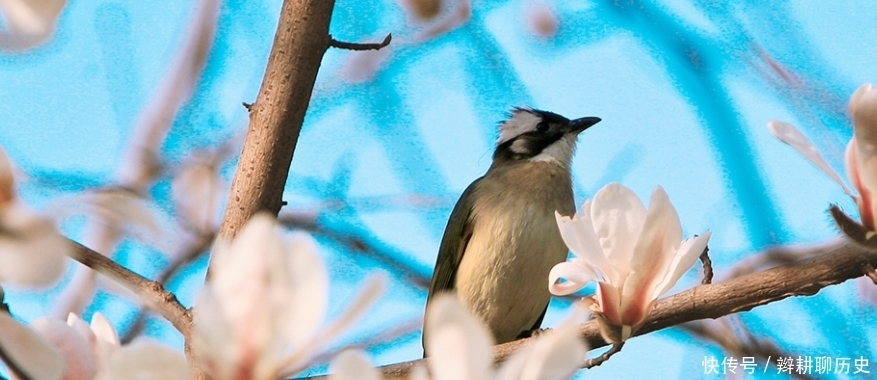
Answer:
536;122;549;133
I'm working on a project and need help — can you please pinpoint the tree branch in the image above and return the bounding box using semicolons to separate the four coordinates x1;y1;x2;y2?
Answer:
359;241;874;378
217;0;336;241
64;238;192;337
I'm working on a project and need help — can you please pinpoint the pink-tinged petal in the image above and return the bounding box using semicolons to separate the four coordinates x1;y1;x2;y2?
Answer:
89;313;120;370
589;183;646;277
95;339;191;380
652;232;711;300
328;350;381;380
768;120;855;197
621;186;682;326
849;83;877;231
548;259;598;296
29;317;92;380
555;205;617;282
846;140;873;230
424;294;493;380
0;202;68;287
278;275;386;377
495;303;588;380
595;282;622;327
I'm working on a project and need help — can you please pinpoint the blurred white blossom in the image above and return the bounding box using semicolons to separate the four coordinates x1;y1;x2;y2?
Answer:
398;0;443;24
28;312;189;380
769;83;877;233
172;151;226;234
0;146;68;287
549;183;710;343
0;0;66;50
524;2;558;39
193;212;384;380
0;311;64;380
418;293;587;380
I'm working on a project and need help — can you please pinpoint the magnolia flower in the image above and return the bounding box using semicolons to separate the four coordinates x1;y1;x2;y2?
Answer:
193;213;384;380
549;183;710;343
0;146;68;287
768;83;877;235
0;0;67;50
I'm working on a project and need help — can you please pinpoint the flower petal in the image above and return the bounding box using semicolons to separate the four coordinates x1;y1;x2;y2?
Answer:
89;312;120;370
0;0;67;50
95;339;191;380
281;231;329;346
589;183;646;278
278;274;386;377
548;259;598;296
495;303;587;380
424;294;493;380
554;205;617;282
328;350;382;380
652;232;711;300
849;83;877;230
768;120;854;197
595;282;622;327
0;202;68;287
27;313;89;380
619;186;683;327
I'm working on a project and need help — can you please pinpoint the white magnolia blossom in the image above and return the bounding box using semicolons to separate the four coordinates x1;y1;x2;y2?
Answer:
0;0;66;50
193;212;385;380
0;146;68;287
768;83;877;232
549;183;710;343
341;293;586;380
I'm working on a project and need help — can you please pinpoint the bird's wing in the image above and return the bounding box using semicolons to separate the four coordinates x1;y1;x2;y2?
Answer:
426;177;481;301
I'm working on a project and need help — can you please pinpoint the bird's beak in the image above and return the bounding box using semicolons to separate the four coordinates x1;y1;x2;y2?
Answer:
567;116;602;133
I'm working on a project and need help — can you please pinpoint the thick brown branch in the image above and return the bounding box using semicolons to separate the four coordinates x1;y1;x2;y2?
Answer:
367;242;875;378
217;0;336;241
328;34;392;51
64;238;192;337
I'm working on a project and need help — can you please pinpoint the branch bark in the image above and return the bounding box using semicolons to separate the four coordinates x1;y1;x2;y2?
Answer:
359;241;876;378
217;0;336;241
64;238;192;337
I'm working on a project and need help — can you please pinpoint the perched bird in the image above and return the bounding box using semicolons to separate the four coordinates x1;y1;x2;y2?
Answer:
423;107;601;352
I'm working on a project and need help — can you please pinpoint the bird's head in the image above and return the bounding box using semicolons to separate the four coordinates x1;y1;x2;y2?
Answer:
493;107;601;166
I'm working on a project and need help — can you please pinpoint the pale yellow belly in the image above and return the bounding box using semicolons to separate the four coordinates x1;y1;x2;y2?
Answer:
454;209;569;344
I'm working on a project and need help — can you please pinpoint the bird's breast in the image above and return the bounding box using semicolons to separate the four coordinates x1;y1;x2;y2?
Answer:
454;162;575;343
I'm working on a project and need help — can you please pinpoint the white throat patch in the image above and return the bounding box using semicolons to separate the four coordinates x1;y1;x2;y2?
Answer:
529;134;577;166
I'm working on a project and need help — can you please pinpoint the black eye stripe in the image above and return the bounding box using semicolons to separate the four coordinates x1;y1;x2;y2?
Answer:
536;122;549;132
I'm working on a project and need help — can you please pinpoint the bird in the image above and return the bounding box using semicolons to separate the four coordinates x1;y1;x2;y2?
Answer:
423;107;601;353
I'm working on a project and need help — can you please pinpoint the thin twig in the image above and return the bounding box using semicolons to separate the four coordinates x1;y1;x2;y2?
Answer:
64;238;192;337
120;231;213;343
328;34;392;51
583;342;624;368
